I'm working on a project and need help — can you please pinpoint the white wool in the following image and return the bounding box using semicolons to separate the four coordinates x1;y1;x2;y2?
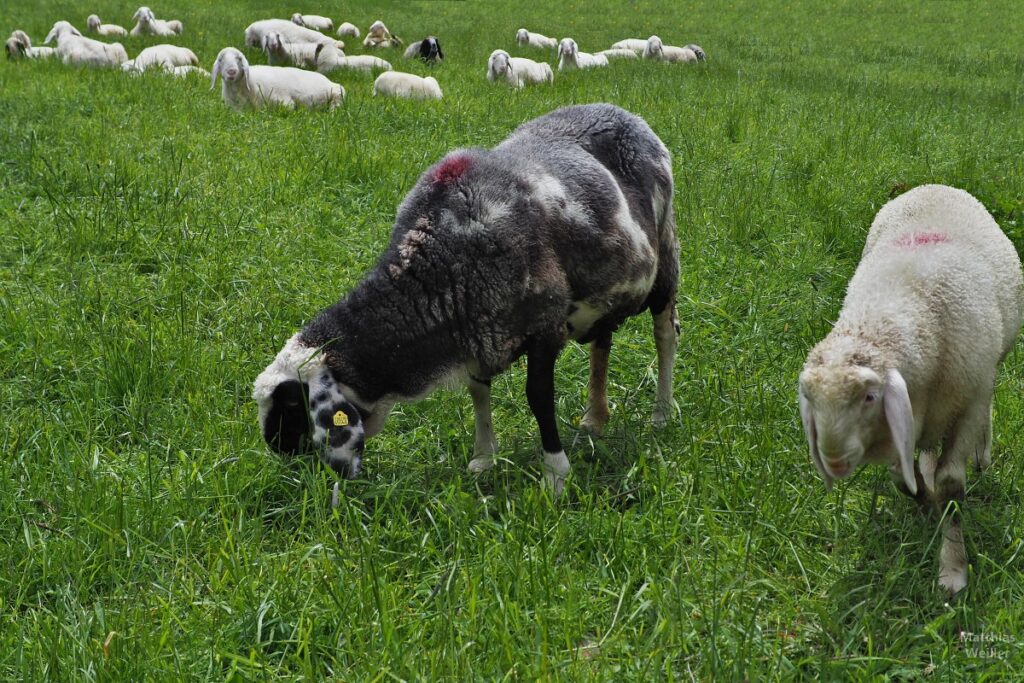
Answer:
643;36;697;63
291;13;334;32
515;28;557;49
486;50;553;88
557;38;608;70
123;44;198;73
597;48;639;60
130;6;182;37
316;44;390;74
610;38;647;53
261;32;324;69
44;21;128;67
211;47;344;110
86;15;127;37
362;20;401;48
372;71;442;99
245;19;341;48
336;22;360;39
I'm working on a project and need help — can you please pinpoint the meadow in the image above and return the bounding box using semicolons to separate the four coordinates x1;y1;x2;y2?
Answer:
2;0;1024;679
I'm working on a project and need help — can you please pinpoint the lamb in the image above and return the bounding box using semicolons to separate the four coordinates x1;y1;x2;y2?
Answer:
291;13;334;32
210;47;344;110
130;7;183;37
799;184;1024;595
261;32;323;69
315;44;391;74
642;36;697;63
5;30;57;60
244;19;340;49
372;71;442;99
557;38;608;70
169;65;209;78
596;48;639;60
403;36;443;63
122;44;198;73
363;20;402;49
610;38;648;53
486;49;553;88
336;22;360;39
86;15;128;37
515;28;557;49
253;103;680;498
44;21;128;68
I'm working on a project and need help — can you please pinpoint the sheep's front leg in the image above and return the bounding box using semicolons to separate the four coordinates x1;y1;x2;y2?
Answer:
975;401;993;471
526;340;569;495
651;302;679;428
466;377;499;474
579;332;611;436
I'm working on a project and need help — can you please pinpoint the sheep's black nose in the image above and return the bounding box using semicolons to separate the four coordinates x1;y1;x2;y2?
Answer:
328;459;352;478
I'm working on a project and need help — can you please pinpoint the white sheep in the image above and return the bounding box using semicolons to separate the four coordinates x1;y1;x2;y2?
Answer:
244;19;340;49
515;28;557;49
610;38;648;52
372;71;442;99
799;184;1024;595
86;15;128;37
643;35;697;63
316;43;391;74
130;7;183;37
363;20;402;49
261;32;323;69
5;30;57;60
122;44;198;73
210;47;344;110
596;48;639;60
169;65;209;78
291;13;334;32
336;22;360;38
486;49;553;88
557;38;608;71
44;21;128;68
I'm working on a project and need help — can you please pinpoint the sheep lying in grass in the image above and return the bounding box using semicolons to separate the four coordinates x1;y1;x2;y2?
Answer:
291;13;333;32
170;65;209;78
245;19;340;49
86;15;127;37
799;184;1024;595
403;36;443;63
643;35;697;63
122;44;198;73
261;32;322;69
254;103;680;497
597;48;639;60
685;43;707;61
211;47;343;110
336;22;360;39
363;20;402;48
372;71;442;99
515;28;557;49
611;38;647;53
487;49;553;88
130;6;182;37
557;38;608;70
44;21;128;67
316;43;390;74
5;30;57;60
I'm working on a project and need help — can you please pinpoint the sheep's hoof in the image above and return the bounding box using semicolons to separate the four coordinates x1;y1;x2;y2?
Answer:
578;413;607;436
467;457;496;474
651;410;670;430
541;450;570;497
542;470;566;497
939;565;968;596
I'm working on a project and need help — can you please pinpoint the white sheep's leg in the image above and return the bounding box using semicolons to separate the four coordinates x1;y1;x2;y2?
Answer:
466;377;499;474
889;449;936;503
651;304;679;428
579;332;612;436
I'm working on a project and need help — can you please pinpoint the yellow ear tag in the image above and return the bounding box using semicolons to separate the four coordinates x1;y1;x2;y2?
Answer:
333;411;349;427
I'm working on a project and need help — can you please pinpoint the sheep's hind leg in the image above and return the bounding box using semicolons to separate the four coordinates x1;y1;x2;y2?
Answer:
466;377;499;474
526;339;570;496
579;332;611;436
651;302;679;428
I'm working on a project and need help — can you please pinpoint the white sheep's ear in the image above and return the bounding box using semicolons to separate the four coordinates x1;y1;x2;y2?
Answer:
799;390;832;491
884;368;917;495
132;9;142;21
209;55;221;89
44;26;57;44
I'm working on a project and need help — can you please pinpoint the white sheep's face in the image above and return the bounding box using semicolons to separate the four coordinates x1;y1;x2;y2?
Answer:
559;38;577;59
263;32;282;53
213;48;248;84
646;36;664;57
135;7;154;23
489;51;510;77
798;365;884;481
87;15;100;30
516;29;528;43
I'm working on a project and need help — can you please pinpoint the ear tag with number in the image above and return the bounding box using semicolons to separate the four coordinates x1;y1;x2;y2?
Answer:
333;411;349;427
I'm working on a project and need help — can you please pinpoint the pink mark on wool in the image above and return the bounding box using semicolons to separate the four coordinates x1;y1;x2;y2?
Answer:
892;232;950;248
433;155;471;185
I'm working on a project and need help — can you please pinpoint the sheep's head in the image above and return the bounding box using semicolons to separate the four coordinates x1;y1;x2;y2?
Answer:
516;28;528;45
254;335;371;479
291;13;304;25
44;21;81;44
644;35;664;59
211;47;249;88
133;7;154;24
87;15;101;30
487;49;511;81
368;20;387;35
262;32;283;54
5;36;25;59
558;38;577;61
799;345;916;494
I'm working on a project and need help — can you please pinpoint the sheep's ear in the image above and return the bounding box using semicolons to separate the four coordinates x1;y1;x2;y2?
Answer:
132;9;142;21
799;390;832;491
209;55;221;89
884;368;917;495
71;25;82;37
44;27;56;44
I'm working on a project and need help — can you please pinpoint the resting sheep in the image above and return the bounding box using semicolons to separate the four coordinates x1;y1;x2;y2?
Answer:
363;20;402;49
336;22;360;39
44;21;128;68
130;7;182;37
245;19;341;49
261;32;322;69
486;49;553;88
122;44;198;73
316;44;391;74
515;28;557;50
403;36;443;63
610;38;647;53
210;47;344;110
799;184;1024;595
86;15;127;37
597;48;639;60
557;38;608;70
291;13;334;32
5;30;57;60
372;71;442;99
643;36;697;63
253;103;680;497
685;43;707;61
170;65;209;78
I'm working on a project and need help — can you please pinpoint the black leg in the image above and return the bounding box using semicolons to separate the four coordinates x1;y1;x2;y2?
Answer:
526;339;562;454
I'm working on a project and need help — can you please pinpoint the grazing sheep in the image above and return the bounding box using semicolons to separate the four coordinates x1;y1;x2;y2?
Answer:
643;35;697;63
44;21;128;67
315;43;390;74
557;38;608;70
86;14;127;37
610;38;648;52
515;28;557;50
210;47;344;110
372;71;442;99
486;49;553;88
244;19;340;49
363;20;402;48
684;43;707;61
253;103;680;497
261;32;323;69
130;6;182;37
291;13;334;32
597;48;640;60
336;22;360;39
403;36;443;63
122;44;198;73
799;184;1024;595
5;30;57;60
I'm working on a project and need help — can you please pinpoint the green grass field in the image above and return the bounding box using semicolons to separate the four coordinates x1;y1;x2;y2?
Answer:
3;0;1024;679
